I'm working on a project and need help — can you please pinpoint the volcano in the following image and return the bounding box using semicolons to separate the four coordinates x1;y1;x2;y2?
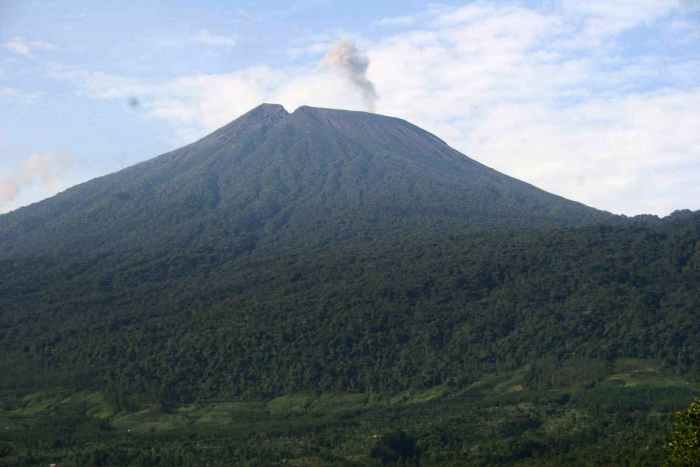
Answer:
0;104;614;259
8;103;686;403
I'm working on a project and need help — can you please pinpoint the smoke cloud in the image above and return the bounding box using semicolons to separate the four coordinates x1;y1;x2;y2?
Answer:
322;40;378;112
0;154;74;212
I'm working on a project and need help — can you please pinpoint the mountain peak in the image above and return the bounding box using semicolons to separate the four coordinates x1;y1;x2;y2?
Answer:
203;103;289;143
253;102;289;115
292;104;341;114
237;102;289;122
291;104;373;118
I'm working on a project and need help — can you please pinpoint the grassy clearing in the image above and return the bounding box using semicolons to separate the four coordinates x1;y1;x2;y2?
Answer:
607;359;695;389
6;390;114;419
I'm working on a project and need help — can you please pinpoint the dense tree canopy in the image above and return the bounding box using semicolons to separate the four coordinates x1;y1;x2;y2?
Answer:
1;213;698;401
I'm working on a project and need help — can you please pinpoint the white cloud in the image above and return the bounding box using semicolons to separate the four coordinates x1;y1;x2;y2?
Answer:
0;153;75;214
455;91;700;216
556;0;681;49
48;1;700;216
193;29;237;48
365;2;699;216
2;36;55;57
48;42;379;141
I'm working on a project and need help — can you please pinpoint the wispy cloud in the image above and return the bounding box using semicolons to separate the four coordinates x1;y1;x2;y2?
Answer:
48;63;283;139
193;29;237;48
0;86;20;97
49;39;379;136
0;86;40;101
375;15;416;27
2;36;55;57
47;64;148;99
0;153;75;213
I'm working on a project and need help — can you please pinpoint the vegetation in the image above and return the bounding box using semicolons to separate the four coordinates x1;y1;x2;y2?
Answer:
1;105;698;464
0;359;696;466
0;213;698;464
667;399;700;466
1;213;698;402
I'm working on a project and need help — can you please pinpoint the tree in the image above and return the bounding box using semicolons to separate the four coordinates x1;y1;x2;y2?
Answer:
667;399;700;466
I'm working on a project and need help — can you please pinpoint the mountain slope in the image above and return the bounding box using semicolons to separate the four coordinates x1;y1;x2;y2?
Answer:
0;104;614;258
1;103;699;405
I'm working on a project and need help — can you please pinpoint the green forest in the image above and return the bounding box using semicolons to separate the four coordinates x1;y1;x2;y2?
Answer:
1;212;700;465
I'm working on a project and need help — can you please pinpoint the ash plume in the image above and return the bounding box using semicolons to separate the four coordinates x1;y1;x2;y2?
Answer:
322;40;378;112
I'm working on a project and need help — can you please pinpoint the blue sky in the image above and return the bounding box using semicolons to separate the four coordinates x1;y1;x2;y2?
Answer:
1;0;699;215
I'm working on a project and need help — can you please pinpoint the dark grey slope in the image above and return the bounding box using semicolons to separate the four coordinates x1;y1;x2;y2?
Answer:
0;104;615;258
